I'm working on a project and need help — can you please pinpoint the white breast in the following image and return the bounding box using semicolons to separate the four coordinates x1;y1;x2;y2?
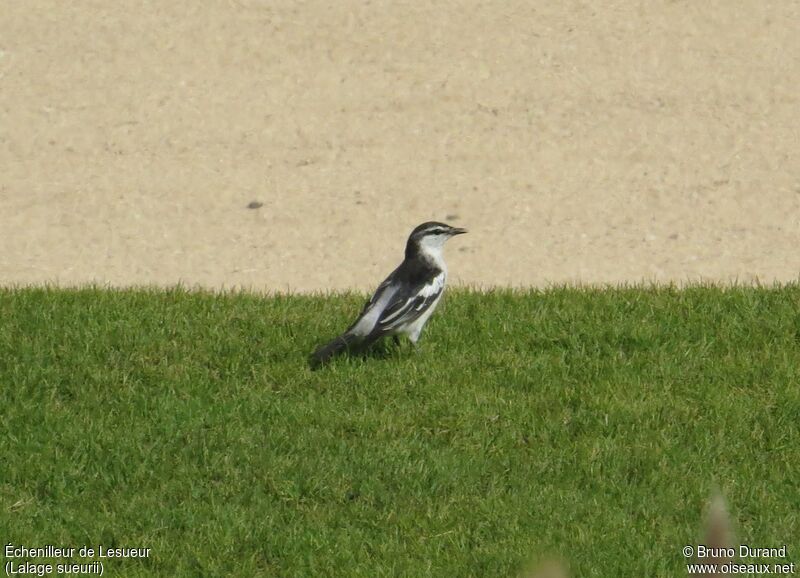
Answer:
400;272;446;343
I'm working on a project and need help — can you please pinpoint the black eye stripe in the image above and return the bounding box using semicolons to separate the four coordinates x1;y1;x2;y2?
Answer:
416;226;449;237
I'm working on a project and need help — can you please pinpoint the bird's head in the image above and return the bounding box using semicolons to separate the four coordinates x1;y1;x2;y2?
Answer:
405;221;467;259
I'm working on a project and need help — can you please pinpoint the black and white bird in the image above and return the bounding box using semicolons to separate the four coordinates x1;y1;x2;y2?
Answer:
310;221;467;368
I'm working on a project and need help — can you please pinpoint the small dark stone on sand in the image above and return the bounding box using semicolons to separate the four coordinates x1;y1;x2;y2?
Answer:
247;201;263;209
446;213;459;221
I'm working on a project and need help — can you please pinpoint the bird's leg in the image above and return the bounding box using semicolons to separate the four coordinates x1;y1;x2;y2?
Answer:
392;335;401;347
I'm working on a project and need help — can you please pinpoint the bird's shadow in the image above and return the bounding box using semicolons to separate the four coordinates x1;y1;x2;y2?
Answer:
360;337;404;361
351;337;406;363
309;336;406;370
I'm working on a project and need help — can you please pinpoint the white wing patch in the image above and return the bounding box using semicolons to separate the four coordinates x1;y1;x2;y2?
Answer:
381;303;410;324
420;272;445;301
401;273;446;342
377;272;446;333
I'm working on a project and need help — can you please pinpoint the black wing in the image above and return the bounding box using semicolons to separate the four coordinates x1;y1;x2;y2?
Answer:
365;257;444;338
373;273;444;334
345;257;444;341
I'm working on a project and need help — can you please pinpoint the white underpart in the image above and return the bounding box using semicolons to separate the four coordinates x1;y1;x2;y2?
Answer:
401;271;446;343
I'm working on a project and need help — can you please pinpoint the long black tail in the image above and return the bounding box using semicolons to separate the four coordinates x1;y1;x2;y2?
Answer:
309;332;359;369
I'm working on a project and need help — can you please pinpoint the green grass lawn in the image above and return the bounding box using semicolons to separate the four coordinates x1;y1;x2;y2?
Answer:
1;285;798;577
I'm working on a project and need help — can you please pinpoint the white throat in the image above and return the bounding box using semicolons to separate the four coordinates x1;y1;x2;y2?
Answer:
417;236;448;273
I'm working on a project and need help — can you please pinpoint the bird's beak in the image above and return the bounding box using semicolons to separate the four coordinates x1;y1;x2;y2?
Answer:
450;227;468;235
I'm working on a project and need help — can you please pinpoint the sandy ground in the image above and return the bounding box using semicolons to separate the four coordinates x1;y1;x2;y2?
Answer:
2;1;799;292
